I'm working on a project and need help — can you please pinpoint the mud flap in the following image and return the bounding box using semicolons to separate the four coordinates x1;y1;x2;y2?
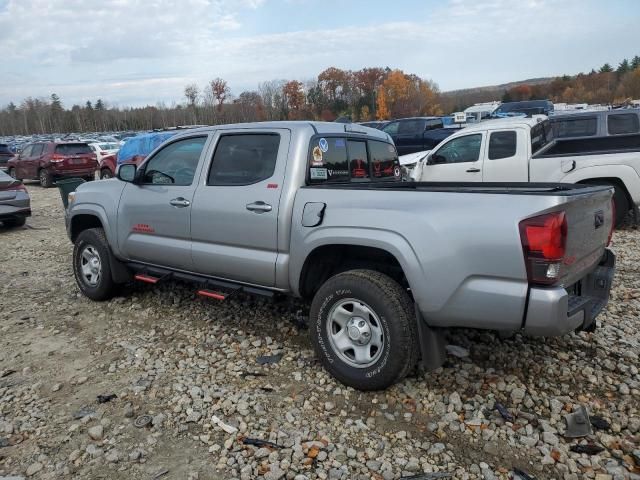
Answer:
109;252;132;284
414;304;446;371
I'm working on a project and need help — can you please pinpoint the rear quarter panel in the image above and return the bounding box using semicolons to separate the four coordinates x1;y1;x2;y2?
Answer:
290;187;575;330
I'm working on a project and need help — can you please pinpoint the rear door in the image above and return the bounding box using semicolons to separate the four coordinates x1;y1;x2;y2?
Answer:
190;129;290;287
421;133;485;182
116;134;209;270
54;143;95;171
26;144;44;178
481;129;529;181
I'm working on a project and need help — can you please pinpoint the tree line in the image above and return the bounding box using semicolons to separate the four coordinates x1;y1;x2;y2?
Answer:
2;56;640;136
0;67;441;136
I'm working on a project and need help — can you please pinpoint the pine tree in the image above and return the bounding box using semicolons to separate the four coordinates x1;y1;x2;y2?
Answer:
617;59;630;75
632;55;640;70
599;63;613;73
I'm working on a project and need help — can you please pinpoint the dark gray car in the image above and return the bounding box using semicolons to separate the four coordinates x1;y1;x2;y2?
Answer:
0;169;30;227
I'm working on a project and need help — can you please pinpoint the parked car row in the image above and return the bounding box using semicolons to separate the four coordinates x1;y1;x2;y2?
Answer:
0;169;30;228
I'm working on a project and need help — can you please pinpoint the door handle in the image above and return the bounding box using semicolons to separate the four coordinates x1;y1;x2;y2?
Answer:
466;168;481;173
169;197;190;208
246;201;272;213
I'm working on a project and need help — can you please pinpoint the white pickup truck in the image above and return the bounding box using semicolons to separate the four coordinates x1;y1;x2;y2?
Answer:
409;115;640;225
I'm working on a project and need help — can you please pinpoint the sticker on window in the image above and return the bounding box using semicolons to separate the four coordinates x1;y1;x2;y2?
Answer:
334;138;345;148
312;146;323;165
319;138;329;152
310;167;328;180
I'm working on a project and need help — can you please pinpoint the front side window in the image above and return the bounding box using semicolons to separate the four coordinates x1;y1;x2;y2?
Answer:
398;120;424;135
208;134;280;186
488;131;517;160
142;136;206;185
20;145;33;158
431;134;482;164
608;113;640;135
552;117;597;138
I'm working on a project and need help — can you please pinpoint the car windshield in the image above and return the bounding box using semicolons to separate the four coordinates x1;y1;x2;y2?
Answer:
0;144;12;154
55;143;92;155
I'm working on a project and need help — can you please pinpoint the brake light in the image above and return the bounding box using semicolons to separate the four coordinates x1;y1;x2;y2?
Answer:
51;154;65;163
519;211;567;285
607;198;615;246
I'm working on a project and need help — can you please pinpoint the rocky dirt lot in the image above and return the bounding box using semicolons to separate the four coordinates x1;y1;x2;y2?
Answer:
0;185;638;480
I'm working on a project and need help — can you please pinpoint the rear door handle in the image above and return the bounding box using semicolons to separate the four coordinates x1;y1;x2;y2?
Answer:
169;197;190;208
246;201;272;213
466;168;481;173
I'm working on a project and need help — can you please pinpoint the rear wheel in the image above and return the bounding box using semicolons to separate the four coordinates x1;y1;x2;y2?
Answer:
39;169;53;188
3;216;26;228
100;169;113;180
309;269;418;390
73;228;119;301
584;180;629;226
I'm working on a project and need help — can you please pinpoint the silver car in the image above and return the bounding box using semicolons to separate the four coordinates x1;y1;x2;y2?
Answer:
0;169;30;227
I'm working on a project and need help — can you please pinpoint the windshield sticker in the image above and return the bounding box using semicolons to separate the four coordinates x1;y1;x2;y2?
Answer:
310;167;328;180
318;138;329;152
312;146;323;165
334;138;345;148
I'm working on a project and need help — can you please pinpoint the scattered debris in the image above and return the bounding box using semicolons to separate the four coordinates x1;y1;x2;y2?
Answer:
445;344;470;358
256;353;283;365
564;406;592;438
242;437;283;449
494;402;515;422
0;370;16;378
401;473;452;479
512;468;536;479
97;393;117;404
151;468;169;480
71;406;95;420
240;371;267;378
211;415;238;434
134;415;153;428
259;385;274;392
590;415;611;431
569;444;605;455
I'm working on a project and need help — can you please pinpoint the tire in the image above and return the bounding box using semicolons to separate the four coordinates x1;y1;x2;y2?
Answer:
584;180;629;226
3;216;26;228
309;269;418;391
100;169;113;180
39;169;53;188
73;228;118;301
84;176;94;182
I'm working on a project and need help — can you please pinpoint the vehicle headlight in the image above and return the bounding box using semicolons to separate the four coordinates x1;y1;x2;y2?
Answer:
68;192;76;206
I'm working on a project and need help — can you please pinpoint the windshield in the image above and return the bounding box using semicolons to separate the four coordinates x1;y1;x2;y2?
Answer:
55;143;92;155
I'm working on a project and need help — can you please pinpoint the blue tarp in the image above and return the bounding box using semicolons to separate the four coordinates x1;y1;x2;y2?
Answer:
116;131;177;164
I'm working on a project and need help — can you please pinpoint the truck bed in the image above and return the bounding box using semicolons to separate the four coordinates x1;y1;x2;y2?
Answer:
536;134;640;158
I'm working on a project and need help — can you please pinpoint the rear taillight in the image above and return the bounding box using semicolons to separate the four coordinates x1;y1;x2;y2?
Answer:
607;198;615;246
51;154;65;163
519;211;567;285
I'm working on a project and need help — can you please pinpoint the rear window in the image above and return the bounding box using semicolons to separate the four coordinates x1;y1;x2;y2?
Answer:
608;113;640;135
552;117;597;138
309;137;399;183
55;143;92;155
488;131;517;160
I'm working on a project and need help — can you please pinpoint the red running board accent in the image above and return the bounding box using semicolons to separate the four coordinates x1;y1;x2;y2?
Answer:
134;274;159;284
197;289;226;301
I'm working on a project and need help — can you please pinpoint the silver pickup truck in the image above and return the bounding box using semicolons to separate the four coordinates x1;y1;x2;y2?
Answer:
66;121;616;390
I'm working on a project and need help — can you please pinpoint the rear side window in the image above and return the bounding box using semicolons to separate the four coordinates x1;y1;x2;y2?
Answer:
55;143;92;155
608;113;640;135
309;137;349;183
208;134;280;186
369;140;399;179
398;120;424;135
31;144;44;156
488;131;517;160
425;119;443;130
531;121;554;154
553;117;597;138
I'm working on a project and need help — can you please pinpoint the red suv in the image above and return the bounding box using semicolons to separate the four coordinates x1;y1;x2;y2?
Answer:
7;142;97;187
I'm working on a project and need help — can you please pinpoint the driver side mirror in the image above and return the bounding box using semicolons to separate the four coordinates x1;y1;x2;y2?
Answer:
117;164;137;183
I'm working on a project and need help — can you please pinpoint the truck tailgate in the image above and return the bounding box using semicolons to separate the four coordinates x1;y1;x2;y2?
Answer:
536;185;613;287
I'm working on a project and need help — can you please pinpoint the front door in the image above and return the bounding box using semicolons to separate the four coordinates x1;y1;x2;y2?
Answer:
14;145;32;179
190;129;290;287
394;119;426;155
421;133;485;182
116;135;209;270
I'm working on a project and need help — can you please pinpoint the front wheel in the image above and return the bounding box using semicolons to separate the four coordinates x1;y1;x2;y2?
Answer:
73;228;118;301
100;169;113;180
309;269;418;390
39;169;53;188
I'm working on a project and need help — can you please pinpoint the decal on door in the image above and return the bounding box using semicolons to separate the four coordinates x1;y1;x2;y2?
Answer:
132;223;155;234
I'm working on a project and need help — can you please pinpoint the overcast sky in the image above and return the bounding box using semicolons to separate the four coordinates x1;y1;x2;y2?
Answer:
0;0;638;108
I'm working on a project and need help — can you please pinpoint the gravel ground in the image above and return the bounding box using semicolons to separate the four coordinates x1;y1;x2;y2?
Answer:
0;184;638;480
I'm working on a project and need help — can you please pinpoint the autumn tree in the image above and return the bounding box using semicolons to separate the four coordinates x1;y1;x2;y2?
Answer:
282;80;305;119
375;88;390;120
210;78;230;112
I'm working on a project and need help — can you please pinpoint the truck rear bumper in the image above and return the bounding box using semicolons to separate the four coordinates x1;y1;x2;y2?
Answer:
523;249;615;336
